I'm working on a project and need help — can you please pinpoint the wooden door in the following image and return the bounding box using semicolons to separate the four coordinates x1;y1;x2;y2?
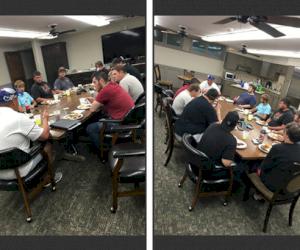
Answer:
5;51;26;83
41;42;69;88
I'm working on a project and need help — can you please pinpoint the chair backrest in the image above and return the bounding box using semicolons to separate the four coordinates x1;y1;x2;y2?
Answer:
123;102;146;125
162;89;174;98
154;65;161;82
135;92;146;105
182;133;214;171
154;83;163;94
0;148;31;170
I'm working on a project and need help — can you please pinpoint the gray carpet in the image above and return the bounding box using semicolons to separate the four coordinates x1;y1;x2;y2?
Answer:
154;111;300;235
0;142;145;236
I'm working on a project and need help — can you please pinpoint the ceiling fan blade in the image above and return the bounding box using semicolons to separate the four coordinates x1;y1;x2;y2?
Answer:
266;16;300;28
58;29;76;35
161;30;177;34
250;21;285;37
213;17;236;24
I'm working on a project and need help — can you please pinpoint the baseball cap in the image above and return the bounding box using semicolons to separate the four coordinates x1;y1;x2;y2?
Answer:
0;88;17;103
58;67;67;73
207;74;215;80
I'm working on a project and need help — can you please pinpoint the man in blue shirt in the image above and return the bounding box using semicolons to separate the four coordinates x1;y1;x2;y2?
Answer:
234;84;257;109
250;94;271;120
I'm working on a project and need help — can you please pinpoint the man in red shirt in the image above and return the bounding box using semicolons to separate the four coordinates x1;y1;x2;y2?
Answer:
174;77;200;98
86;71;134;149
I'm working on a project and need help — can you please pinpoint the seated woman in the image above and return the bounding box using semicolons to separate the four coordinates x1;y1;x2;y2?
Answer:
250;94;271;121
14;80;37;113
254;122;300;200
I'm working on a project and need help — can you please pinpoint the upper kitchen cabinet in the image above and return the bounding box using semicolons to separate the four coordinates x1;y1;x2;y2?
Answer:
224;52;262;75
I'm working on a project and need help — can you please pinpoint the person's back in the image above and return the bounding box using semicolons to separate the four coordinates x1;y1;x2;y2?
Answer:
95;81;134;119
172;89;192;116
197;123;236;164
175;94;217;136
119;73;144;101
124;64;142;82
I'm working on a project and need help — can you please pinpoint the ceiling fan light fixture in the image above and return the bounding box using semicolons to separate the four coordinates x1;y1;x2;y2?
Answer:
65;16;110;27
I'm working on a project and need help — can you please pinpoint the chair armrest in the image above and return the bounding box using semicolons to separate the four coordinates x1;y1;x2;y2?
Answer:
215;162;236;169
110;124;143;133
28;143;43;158
112;145;146;158
99;118;122;123
247;172;274;201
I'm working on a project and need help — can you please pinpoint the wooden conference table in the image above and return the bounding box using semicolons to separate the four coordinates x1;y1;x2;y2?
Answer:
219;99;276;161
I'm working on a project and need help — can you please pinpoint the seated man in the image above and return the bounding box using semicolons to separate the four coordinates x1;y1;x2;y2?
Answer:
250;94;271;120
95;60;109;75
256;122;300;195
0;88;62;182
14;80;37;113
111;65;144;102
234;84;257;109
267;98;294;131
200;75;221;95
31;71;55;103
175;77;200;98
54;67;74;91
295;111;300;124
172;83;200;116
111;57;142;83
197;111;239;167
86;71;134;149
175;88;221;136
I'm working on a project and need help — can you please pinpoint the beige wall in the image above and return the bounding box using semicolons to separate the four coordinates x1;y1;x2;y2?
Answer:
154;44;224;77
0;46;15;85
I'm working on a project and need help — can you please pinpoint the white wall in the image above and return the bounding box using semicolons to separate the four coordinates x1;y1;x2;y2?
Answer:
154;44;224;77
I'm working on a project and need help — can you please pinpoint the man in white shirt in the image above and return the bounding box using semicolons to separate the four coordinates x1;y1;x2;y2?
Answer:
200;75;221;95
0;88;62;182
111;65;144;102
172;83;200;116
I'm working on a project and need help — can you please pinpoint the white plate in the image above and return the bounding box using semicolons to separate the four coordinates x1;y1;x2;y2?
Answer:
258;144;271;154
256;120;266;126
77;104;91;110
63;113;83;120
235;136;247;149
225;98;234;103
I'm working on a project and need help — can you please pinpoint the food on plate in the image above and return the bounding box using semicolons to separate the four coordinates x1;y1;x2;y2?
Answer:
268;132;284;142
261;143;271;151
77;104;92;110
63;113;83;120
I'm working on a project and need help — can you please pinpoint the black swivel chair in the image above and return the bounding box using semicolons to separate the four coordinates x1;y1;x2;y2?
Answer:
243;162;300;233
0;144;56;222
108;142;145;213
99;103;146;160
135;92;146;105
178;134;234;211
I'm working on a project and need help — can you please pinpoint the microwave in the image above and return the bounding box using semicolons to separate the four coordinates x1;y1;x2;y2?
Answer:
225;72;235;80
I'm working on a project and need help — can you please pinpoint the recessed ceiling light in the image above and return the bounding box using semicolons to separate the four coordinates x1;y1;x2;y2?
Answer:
65;16;110;27
247;48;300;58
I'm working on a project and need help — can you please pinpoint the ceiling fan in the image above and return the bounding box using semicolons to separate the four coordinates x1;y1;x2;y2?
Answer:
47;24;76;38
160;25;188;38
213;16;300;38
228;44;260;58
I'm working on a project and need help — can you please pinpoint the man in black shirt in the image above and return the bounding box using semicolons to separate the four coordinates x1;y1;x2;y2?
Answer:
111;57;142;82
197;111;239;167
31;71;55;103
267;97;294;131
95;61;109;75
175;88;221;136
259;122;300;192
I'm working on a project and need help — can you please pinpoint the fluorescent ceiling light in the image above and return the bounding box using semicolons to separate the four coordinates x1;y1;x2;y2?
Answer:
247;48;300;58
65;16;110;27
202;24;300;42
120;30;139;37
0;28;53;39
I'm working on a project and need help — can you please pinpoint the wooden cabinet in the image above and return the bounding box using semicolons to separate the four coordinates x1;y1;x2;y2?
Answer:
41;42;69;87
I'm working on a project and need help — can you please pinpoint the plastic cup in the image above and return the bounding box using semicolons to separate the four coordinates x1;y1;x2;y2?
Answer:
66;89;71;96
242;131;249;140
54;94;59;100
248;114;253;121
34;114;41;126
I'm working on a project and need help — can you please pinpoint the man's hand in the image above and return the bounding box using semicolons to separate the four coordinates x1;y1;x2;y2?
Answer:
86;97;94;103
42;108;49;121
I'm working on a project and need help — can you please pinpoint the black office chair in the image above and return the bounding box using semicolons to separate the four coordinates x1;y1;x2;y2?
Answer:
99;103;146;160
135;92;146;105
178;134;234;211
0;144;56;222
243;162;300;233
108;142;145;213
162;97;180;166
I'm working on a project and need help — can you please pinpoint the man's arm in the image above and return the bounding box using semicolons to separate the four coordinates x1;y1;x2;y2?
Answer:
222;159;234;167
268;124;286;131
38;109;50;141
90;100;103;113
239;104;251;109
